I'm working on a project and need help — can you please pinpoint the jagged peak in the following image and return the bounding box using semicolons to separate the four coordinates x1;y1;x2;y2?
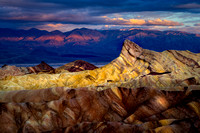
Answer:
120;39;143;58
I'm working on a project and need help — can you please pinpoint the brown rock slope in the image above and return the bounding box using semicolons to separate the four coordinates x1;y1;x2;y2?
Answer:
0;65;25;80
0;61;55;80
0;40;199;91
27;61;55;74
0;40;200;132
0;87;199;132
55;60;98;73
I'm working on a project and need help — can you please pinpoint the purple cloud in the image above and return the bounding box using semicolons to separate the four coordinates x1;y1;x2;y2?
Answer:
0;0;199;33
176;3;200;9
195;23;200;26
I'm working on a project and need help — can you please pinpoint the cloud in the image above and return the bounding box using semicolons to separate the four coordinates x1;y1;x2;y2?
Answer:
46;23;64;28
129;25;200;34
103;17;183;26
194;23;200;26
1;0;200;16
34;17;183;32
36;23;103;32
0;0;199;33
4;13;182;27
0;0;61;12
176;3;200;9
0;9;102;24
176;26;200;34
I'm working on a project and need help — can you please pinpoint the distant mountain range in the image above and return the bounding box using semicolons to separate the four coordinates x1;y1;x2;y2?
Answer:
0;28;200;64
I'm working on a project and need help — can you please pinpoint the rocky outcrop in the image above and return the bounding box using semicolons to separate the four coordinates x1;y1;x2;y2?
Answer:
0;40;199;91
26;61;55;74
56;60;98;73
0;40;200;133
0;65;25;80
0;87;199;132
0;61;55;80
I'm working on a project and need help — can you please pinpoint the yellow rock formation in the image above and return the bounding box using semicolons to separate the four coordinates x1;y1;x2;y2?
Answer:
0;40;200;91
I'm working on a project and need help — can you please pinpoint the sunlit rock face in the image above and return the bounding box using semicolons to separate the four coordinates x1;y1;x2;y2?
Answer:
55;60;98;73
0;40;200;132
0;40;199;91
0;87;199;132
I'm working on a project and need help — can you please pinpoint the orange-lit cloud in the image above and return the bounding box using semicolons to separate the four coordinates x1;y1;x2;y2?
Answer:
46;23;64;28
103;16;183;26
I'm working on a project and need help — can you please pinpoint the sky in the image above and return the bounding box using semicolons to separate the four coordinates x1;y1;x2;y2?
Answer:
0;0;200;33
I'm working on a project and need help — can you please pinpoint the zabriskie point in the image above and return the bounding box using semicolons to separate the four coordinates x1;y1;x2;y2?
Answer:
0;40;200;132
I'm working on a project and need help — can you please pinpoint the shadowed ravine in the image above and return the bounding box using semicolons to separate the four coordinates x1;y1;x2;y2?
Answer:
0;40;200;132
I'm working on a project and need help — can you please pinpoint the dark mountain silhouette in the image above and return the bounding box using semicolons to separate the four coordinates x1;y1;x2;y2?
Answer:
50;30;63;35
0;28;200;64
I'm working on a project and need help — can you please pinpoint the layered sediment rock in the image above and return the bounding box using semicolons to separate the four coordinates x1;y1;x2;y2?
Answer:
0;61;55;80
0;65;25;80
0;40;199;91
55;60;98;73
0;40;200;132
0;87;199;132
